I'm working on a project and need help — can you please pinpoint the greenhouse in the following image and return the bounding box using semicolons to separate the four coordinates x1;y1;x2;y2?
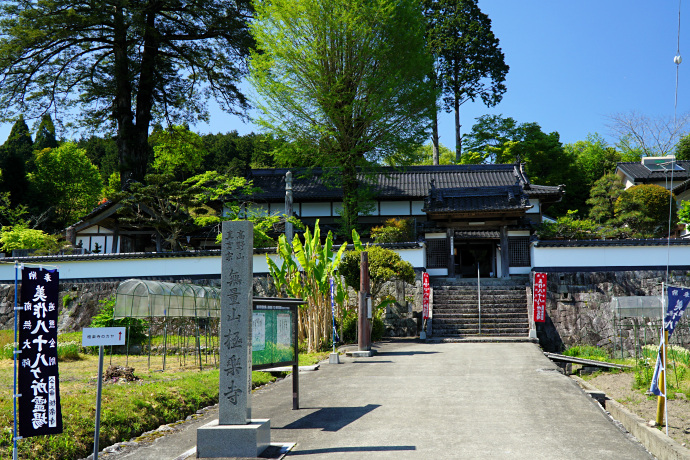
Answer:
114;279;221;370
114;279;221;319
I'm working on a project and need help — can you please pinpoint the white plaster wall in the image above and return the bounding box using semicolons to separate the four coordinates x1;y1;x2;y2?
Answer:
0;248;422;282
380;201;410;216
532;244;690;268
301;202;331;217
411;201;425;215
526;199;540;214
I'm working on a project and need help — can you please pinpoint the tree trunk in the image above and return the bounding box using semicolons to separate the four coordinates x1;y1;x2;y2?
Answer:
430;72;440;165
340;160;359;238
454;97;461;163
432;107;440;165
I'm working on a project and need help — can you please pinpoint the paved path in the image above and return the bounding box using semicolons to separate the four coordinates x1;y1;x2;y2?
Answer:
100;340;653;460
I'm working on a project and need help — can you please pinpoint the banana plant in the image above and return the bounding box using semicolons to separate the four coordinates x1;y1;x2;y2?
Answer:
266;220;349;352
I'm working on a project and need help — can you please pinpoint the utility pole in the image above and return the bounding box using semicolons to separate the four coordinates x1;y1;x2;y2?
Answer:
285;171;293;244
358;251;371;352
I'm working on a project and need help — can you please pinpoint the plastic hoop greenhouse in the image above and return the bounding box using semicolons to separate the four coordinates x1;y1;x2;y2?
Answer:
114;279;221;370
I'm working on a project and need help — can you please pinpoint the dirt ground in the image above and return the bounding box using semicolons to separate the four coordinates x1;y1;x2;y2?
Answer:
589;371;690;447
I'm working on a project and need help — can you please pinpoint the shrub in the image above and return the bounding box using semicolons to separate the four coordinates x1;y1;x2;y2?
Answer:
370;218;414;243
339;245;415;299
536;210;598;240
0;224;62;253
614;184;678;237
90;296;148;345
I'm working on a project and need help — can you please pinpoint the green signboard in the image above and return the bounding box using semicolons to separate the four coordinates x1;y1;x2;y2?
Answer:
252;298;301;370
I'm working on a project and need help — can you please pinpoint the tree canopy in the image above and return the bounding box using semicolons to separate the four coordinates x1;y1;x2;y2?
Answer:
30;142;103;231
424;0;508;160
0;0;254;189
614;184;677;238
249;0;435;237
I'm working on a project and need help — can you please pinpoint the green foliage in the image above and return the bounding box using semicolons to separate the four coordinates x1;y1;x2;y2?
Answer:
462;114;576;215
614;184;678;238
390;142;457;166
152;125;209;178
76;135;119;182
339;245;416;303
90;297;148;345
370;218;415;243
563;345;609;361
0;116;31;206
679;200;690;224
0;223;61;253
424;0;509;156
30;142;103;231
536;211;598;240
114;173;197;251
676;133;690;161
202;131;278;176
266;221;348;352
250;0;435;236
33;113;58;152
587;173;624;224
184;170;289;248
0;0;253;188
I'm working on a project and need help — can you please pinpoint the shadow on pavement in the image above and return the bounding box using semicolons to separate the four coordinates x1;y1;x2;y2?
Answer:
286;445;416;456
375;351;439;356
277;404;380;432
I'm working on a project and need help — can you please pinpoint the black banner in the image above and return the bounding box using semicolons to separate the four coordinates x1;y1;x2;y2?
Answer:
18;267;62;437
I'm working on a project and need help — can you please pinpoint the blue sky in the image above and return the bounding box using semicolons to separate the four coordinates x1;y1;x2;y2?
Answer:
0;1;687;148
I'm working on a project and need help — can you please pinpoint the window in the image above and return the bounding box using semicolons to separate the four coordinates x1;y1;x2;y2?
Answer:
508;237;531;267
426;238;449;269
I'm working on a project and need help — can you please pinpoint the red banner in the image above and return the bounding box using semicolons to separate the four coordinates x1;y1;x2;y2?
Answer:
422;272;430;320
533;272;547;323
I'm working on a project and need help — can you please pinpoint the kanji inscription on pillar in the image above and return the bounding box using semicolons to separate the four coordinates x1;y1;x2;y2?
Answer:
219;221;253;425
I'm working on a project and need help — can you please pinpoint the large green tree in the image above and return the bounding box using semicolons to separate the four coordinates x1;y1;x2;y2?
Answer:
30;142;103;231
0;0;254;189
424;0;508;162
614;184;677;238
249;0;435;237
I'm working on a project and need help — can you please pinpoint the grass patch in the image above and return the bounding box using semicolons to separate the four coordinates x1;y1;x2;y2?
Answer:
563;345;610;361
0;329;328;460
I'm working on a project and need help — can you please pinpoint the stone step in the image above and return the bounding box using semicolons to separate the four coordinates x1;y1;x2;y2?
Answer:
433;326;530;335
433;313;527;321
433;305;527;312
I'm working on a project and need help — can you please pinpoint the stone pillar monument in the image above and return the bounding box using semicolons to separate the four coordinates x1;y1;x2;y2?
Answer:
197;221;270;458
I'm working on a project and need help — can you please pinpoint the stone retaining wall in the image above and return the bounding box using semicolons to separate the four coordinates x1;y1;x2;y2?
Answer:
538;269;690;354
0;273;423;339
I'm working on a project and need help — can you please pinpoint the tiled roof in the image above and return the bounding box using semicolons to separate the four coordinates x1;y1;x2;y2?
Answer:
616;161;690;182
454;230;501;239
248;165;561;202
422;185;531;214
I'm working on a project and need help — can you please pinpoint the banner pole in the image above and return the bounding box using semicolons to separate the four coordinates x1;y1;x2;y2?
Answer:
12;262;18;460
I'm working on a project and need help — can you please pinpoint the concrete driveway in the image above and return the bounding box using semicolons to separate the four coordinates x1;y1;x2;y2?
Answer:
101;339;653;460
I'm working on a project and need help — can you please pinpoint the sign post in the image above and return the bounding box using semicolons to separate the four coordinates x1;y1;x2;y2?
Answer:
421;272;430;339
197;221;270;458
82;327;126;460
533;273;547;338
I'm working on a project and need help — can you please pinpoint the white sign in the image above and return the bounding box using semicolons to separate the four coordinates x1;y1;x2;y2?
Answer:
252;313;266;351
82;327;126;346
277;313;291;346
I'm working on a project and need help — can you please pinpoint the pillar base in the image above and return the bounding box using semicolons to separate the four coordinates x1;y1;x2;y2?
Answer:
197;419;270;458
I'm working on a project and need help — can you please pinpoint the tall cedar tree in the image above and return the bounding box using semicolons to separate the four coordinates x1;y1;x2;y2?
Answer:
250;0;434;237
423;0;508;162
0;0;254;189
0;116;32;206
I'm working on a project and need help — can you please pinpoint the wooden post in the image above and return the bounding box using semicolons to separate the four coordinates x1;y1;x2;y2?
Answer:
656;329;669;426
358;251;370;351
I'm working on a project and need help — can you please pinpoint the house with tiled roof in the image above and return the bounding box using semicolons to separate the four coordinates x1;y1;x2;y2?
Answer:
247;164;563;278
64;164;563;278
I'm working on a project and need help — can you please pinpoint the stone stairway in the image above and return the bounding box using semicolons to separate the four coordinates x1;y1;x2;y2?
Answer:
431;278;529;337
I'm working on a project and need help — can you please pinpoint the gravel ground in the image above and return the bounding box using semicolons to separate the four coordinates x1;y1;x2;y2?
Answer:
589;371;690;448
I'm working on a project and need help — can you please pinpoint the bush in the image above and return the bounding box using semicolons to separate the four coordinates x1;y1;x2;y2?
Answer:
614;184;678;237
0;224;62;253
370;218;414;243
90;296;148;345
339;245;415;297
339;310;385;343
